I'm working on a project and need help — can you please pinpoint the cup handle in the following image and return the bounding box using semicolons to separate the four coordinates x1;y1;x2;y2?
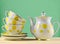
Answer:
5;10;8;17
53;21;60;36
3;18;6;24
1;26;6;31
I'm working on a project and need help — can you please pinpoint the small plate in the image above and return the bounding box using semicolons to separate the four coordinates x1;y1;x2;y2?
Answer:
2;33;27;37
1;32;27;40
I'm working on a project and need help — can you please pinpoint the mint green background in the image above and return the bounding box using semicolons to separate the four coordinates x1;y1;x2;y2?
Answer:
0;0;60;37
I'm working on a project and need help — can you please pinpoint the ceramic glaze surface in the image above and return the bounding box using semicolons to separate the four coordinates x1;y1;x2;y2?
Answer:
29;12;59;39
2;11;25;35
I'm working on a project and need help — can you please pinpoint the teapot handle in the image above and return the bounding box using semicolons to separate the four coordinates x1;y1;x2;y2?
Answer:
53;21;60;36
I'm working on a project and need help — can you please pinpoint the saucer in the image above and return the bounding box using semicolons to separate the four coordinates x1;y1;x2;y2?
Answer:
1;32;27;40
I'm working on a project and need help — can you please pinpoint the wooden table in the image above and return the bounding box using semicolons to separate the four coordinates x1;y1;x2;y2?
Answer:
0;37;60;44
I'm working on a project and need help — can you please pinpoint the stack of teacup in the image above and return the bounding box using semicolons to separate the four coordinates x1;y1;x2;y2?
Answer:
2;11;26;36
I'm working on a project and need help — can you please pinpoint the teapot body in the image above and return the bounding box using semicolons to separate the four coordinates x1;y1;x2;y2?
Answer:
31;19;54;39
29;12;55;40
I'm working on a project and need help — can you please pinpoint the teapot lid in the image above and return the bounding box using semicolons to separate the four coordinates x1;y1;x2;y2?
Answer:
41;11;46;16
38;11;51;20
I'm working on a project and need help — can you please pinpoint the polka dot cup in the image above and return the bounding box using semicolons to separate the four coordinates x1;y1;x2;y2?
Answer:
6;11;22;20
2;24;24;35
3;17;25;25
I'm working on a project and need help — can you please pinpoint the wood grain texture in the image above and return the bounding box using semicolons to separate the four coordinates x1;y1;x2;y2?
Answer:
0;37;60;44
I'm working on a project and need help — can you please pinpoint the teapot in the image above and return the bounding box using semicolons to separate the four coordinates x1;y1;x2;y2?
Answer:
29;11;60;40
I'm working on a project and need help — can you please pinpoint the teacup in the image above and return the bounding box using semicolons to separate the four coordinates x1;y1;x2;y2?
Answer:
3;17;25;25
2;24;24;35
6;11;22;21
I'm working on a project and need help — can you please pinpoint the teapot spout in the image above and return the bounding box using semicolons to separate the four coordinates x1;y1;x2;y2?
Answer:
29;17;35;30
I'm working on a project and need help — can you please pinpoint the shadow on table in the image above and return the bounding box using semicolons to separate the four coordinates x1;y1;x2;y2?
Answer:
5;38;37;41
5;38;47;41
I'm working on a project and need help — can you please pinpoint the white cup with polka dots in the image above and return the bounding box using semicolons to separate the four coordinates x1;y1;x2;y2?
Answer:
5;11;22;21
3;17;25;25
4;10;25;25
2;24;24;35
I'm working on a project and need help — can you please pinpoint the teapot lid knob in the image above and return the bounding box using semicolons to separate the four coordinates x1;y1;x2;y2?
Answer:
41;11;46;16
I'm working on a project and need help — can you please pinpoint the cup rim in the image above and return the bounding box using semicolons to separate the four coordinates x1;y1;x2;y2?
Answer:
3;24;23;26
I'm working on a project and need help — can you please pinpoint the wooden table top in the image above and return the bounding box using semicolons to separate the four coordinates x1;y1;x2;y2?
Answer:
0;37;60;44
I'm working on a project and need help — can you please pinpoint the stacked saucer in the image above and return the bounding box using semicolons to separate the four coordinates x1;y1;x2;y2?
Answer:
2;32;27;40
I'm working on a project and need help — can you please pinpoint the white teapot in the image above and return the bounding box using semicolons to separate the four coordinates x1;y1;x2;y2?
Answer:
29;12;60;40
